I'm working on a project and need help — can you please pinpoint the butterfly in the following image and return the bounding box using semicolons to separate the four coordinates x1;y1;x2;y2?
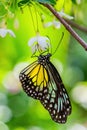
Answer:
19;53;72;123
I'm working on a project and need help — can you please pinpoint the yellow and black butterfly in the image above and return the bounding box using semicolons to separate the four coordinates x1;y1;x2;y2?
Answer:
19;52;72;123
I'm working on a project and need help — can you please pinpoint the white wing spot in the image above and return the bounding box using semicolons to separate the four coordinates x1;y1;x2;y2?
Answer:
30;90;32;93
53;110;56;114
67;108;70;111
54;104;57;109
63;88;65;92
39;93;42;96
59;115;61;119
49;104;53;108
44;100;48;103
63;114;65;117
44;89;47;93
56;115;58;118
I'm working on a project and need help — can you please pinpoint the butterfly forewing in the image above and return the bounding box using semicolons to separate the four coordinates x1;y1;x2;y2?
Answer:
19;60;49;100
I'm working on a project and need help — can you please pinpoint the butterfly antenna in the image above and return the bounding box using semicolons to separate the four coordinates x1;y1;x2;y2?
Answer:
52;32;64;55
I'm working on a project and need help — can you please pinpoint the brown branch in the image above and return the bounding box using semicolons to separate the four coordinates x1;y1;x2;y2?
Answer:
42;3;87;51
64;19;87;33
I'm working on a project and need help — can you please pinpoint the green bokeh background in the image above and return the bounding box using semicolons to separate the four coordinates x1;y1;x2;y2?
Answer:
0;0;87;130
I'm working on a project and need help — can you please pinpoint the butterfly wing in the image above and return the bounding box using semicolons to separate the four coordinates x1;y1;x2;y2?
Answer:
19;56;71;123
19;61;50;100
40;61;72;123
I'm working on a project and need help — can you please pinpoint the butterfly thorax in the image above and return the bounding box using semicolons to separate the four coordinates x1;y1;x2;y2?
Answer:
38;53;52;66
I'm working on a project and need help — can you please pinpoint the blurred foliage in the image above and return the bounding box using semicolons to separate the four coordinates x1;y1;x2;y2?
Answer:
18;0;56;7
0;0;87;130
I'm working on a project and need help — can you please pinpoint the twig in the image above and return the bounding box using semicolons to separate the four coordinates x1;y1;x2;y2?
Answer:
64;19;87;33
42;3;87;50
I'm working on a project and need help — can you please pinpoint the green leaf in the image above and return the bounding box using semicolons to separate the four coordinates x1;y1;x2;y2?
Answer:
0;2;7;17
71;0;77;4
18;0;31;7
36;0;56;5
18;0;56;7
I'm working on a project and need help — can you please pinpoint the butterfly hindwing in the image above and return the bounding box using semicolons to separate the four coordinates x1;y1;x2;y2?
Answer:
40;61;71;123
